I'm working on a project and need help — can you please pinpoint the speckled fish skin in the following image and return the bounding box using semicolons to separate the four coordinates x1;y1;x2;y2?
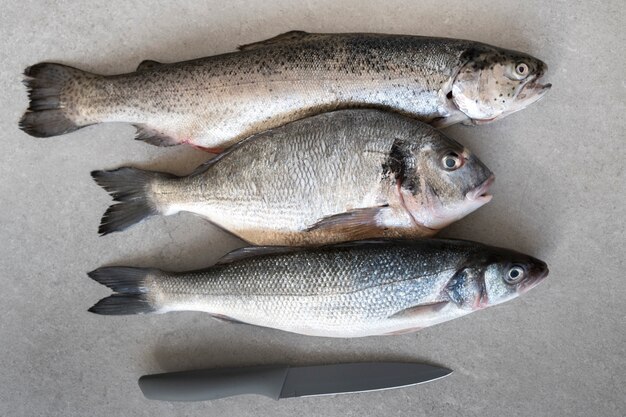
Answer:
87;239;549;338
20;31;550;149
91;110;494;245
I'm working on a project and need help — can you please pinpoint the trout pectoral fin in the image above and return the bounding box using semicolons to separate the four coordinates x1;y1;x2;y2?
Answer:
388;302;450;320
305;206;387;239
238;30;311;51
136;59;164;71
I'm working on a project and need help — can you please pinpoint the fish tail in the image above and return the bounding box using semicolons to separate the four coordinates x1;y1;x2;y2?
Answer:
19;63;98;137
91;167;176;235
88;267;162;315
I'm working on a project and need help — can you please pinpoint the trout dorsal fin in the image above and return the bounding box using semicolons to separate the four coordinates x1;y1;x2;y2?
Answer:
238;31;311;51
136;60;164;71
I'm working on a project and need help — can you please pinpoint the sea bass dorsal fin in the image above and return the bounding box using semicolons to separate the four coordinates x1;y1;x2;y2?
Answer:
136;60;163;71
305;206;387;239
238;31;311;51
216;246;301;264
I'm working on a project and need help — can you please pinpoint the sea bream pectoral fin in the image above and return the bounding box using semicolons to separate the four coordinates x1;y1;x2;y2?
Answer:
305;206;389;239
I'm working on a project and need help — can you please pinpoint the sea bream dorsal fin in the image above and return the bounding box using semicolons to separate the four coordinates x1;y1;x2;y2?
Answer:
216;245;302;264
237;31;311;51
136;60;164;71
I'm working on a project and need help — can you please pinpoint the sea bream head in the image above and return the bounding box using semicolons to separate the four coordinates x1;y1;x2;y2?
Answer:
387;128;494;231
445;243;549;310
450;46;551;124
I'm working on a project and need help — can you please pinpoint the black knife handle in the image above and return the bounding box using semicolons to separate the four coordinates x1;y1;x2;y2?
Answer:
138;366;290;402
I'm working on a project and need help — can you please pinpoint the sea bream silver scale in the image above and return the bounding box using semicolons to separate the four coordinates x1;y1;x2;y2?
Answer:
20;31;551;151
91;110;494;245
88;239;549;338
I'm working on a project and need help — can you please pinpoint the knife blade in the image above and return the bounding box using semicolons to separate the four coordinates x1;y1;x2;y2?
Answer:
138;362;452;401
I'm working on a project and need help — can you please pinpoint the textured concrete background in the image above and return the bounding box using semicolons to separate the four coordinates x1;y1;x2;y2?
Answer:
0;1;624;416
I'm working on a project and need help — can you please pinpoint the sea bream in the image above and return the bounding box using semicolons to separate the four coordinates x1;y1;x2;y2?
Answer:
87;239;549;338
20;31;551;151
91;110;494;245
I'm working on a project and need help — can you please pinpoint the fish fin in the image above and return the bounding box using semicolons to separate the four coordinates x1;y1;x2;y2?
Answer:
305;207;386;239
209;313;246;324
92;168;175;235
136;59;163;71
389;302;449;319
384;326;423;336
238;31;311;51
87;266;161;315
216;246;300;265
19;63;94;137
133;124;180;147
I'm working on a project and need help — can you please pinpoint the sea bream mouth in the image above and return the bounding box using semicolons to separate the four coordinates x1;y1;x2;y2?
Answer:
467;175;495;202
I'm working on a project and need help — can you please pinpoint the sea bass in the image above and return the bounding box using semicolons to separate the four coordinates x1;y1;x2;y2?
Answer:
88;239;549;338
20;31;551;151
92;110;493;245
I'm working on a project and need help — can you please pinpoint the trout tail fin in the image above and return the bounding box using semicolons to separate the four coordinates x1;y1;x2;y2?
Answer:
19;63;97;137
92;167;176;236
88;267;163;315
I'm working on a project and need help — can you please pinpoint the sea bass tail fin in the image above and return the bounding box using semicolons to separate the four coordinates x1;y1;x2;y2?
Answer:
19;63;97;137
92;167;175;236
88;267;162;315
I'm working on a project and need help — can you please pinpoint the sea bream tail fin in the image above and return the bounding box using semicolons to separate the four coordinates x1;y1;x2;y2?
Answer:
88;267;162;315
91;167;176;236
19;63;97;137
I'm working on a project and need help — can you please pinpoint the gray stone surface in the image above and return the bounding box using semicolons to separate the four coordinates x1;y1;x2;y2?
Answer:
0;1;624;416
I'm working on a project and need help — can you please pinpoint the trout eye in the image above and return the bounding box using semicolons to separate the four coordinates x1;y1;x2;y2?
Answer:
505;265;526;284
442;152;463;170
514;63;529;79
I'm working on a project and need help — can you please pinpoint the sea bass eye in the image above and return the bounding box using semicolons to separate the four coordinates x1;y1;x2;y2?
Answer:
505;265;526;284
515;63;529;78
442;152;463;170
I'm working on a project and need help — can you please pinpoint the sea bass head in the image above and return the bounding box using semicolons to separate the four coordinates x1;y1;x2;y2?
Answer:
392;129;494;230
446;243;549;310
451;47;551;124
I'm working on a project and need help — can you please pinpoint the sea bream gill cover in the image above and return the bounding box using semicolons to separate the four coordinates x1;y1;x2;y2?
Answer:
20;31;550;151
88;239;549;338
91;110;494;245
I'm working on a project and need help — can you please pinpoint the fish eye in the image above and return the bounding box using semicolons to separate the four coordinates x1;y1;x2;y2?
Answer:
515;63;529;78
442;152;463;170
504;265;526;284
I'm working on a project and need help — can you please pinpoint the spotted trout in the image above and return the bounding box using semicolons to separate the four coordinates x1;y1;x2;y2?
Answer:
88;239;549;337
20;31;550;151
92;110;494;245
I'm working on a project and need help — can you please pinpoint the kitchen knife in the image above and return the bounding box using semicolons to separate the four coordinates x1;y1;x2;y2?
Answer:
138;362;452;401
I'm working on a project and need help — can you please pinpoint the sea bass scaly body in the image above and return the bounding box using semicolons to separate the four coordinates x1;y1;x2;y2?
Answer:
20;31;550;150
92;110;493;245
88;239;549;338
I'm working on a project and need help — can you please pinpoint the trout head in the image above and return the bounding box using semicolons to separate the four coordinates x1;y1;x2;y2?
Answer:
450;47;551;124
386;131;494;231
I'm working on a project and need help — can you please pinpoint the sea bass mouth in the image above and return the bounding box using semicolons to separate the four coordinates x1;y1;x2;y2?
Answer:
467;175;495;202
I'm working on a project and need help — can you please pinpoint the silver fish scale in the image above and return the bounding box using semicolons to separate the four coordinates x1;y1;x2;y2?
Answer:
152;244;467;325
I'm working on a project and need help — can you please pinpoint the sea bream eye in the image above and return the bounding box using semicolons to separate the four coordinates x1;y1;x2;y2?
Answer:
505;265;526;284
442;152;463;170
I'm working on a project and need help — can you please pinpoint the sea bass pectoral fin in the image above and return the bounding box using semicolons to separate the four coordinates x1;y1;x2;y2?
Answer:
389;302;450;320
237;30;311;51
305;207;388;240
